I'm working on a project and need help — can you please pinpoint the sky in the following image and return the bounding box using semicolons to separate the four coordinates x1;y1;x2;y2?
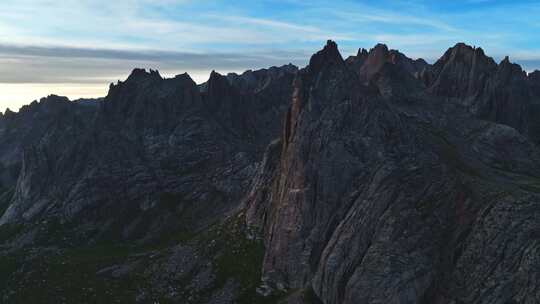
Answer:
1;0;540;112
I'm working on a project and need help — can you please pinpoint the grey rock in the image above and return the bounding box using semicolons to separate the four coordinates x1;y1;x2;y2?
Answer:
252;40;540;304
2;41;540;304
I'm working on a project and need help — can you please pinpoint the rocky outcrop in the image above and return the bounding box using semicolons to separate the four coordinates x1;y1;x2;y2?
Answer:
343;43;429;100
203;65;298;148
0;95;95;196
246;41;540;304
427;43;540;142
244;138;282;231
345;43;428;84
226;64;298;93
0;65;296;239
428;43;498;99
344;47;368;76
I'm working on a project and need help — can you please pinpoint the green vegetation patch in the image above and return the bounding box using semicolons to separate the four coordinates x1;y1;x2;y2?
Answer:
0;212;286;303
196;215;286;304
0;243;144;304
0;223;24;243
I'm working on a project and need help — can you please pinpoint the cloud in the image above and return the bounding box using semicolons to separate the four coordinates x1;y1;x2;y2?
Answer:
334;11;457;32
0;0;351;51
205;15;354;42
0;44;310;84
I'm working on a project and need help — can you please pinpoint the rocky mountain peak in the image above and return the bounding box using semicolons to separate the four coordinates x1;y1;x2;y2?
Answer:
427;43;535;137
224;64;298;95
363;44;390;68
125;68;163;84
347;47;369;59
350;43;428;85
344;47;370;77
497;55;527;83
308;40;344;76
100;68;202;129
449;42;486;57
452;42;475;52
436;42;496;69
3;108;15;117
429;42;498;99
38;94;70;107
372;43;390;54
357;47;369;58
206;70;235;96
174;72;194;81
14;95;73;117
272;63;298;75
208;70;225;83
0;94;77;123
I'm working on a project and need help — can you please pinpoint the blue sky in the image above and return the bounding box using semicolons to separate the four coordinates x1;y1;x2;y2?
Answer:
1;0;539;111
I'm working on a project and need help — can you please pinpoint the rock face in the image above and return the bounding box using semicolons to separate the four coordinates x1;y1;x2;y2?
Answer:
0;66;297;238
345;43;428;83
246;41;540;304
0;95;96;205
2;41;540;304
427;44;538;141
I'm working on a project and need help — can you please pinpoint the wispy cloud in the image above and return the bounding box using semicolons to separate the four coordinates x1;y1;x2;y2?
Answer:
0;44;310;84
334;11;457;32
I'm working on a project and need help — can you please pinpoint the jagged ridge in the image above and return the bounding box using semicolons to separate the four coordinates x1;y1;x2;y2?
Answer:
2;41;540;304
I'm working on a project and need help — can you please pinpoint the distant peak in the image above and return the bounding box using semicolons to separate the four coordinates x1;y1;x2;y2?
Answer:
209;70;222;78
447;42;487;58
453;42;471;49
372;43;389;53
41;94;70;103
172;72;197;88
208;70;227;84
174;72;194;82
476;47;486;56
434;42;496;70
357;48;369;58
308;40;344;75
12;94;72;115
325;39;338;49
320;40;341;57
453;42;479;51
365;43;391;63
281;63;299;73
207;70;232;92
449;42;475;54
356;43;394;81
126;68;162;83
496;55;526;82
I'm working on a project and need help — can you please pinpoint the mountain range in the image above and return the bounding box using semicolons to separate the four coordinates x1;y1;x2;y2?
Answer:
1;40;540;304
